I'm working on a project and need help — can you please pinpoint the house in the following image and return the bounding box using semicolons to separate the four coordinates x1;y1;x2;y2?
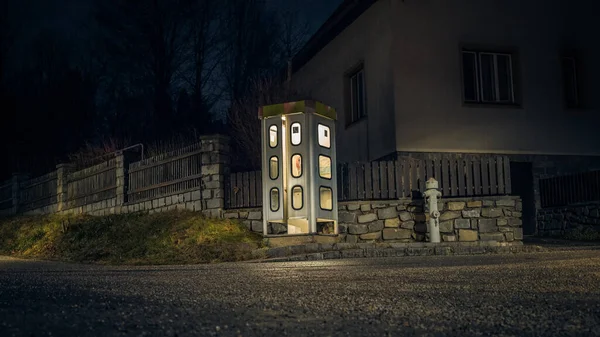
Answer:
290;0;600;235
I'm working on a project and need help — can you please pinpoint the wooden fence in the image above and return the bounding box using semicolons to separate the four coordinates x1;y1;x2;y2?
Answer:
0;179;12;211
128;142;204;203
224;155;512;208
338;156;512;200
66;159;117;208
19;171;58;212
225;171;262;209
539;170;600;208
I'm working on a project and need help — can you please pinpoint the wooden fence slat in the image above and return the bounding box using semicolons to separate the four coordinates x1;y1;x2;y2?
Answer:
497;156;505;194
387;160;395;199
365;163;372;199
503;156;512;195
442;158;450;196
457;159;466;197
449;159;458;197
349;164;357;200
425;159;433;182
481;158;490;195
249;171;257;206
418;160;426;193
434;157;442;188
357;164;365;199
379;161;388;199
402;158;410;198
489;157;497;195
409;160;418;197
465;157;473;196
395;159;402;199
473;158;481;196
372;162;380;199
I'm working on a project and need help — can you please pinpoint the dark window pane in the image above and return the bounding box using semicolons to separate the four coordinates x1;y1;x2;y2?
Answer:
351;75;359;122
480;54;496;101
497;55;513;102
462;52;478;101
563;57;578;107
357;71;365;118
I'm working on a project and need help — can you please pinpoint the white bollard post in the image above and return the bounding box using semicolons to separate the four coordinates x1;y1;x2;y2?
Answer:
423;177;442;243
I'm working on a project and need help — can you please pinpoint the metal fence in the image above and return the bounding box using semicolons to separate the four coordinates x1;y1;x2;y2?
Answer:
539;170;600;208
0;179;12;211
224;155;512;209
127;142;204;203
19;171;58;212
66;159;117;208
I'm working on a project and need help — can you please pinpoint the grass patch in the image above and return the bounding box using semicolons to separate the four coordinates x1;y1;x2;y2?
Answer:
0;211;263;265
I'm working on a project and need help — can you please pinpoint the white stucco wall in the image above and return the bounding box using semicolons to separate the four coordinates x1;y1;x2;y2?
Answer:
292;0;600;160
290;0;396;162
391;0;600;155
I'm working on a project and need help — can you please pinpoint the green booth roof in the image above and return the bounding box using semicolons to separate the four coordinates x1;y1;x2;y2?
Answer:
258;100;336;120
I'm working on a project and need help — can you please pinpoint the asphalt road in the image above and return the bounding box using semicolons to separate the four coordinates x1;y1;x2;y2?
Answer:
1;251;599;337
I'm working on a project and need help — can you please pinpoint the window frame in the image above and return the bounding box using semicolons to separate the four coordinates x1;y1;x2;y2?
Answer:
268;125;278;148
344;63;367;127
317;124;331;149
290;122;302;146
319;186;334;211
290;153;303;178
461;48;519;107
269;188;280;212
291;185;304;210
318;155;332;180
269;156;279;180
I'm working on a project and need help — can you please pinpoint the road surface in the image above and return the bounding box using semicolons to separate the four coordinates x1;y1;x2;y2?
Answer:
1;250;599;336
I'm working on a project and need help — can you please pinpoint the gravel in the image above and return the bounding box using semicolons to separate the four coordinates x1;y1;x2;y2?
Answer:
0;251;599;336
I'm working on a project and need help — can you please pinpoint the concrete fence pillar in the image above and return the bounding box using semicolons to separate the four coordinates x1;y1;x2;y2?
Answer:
115;152;126;206
200;135;230;218
56;164;74;212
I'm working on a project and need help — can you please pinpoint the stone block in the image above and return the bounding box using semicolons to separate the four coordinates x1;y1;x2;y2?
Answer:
479;219;497;233
498;226;513;232
516;201;523;211
368;220;384;232
396;204;407;211
152;199;159;209
271;223;287;235
348;224;369;235
483;200;495;207
384;218;401;228
251;221;263;232
206;198;224;209
505;232;515;241
358;213;377;223
482;208;503;218
496;199;515;207
202;189;212;199
378;207;398;220
440;221;453;233
447;202;466;211
382;228;412;240
338;223;348;233
467;201;483;208
204;181;220;189
508;218;523;227
459;229;478;242
158;198;166;208
239;211;249;219
165;196;173;206
242;220;252;230
497;218;508;226
454;219;471;229
145;201;152;210
437;202;445;211
400;221;415;230
511;211;522;218
345;235;359;244
480;232;505;241
347;204;360;211
338;212;356;223
462;209;481;218
224;212;239;219
202;164;222;175
338;204;347;211
407;205;423;213
360;232;382;241
399;212;412;221
372;203;387;209
443;235;457;242
360;204;371;212
248;211;262;220
514;228;524;240
440;211;461;221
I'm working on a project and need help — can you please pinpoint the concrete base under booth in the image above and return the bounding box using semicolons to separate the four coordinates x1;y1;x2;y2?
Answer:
262;234;341;248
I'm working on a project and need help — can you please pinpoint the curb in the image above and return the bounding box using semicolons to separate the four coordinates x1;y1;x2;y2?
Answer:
246;242;546;263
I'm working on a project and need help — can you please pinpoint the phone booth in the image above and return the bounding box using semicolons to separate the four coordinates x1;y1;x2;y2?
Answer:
259;100;338;236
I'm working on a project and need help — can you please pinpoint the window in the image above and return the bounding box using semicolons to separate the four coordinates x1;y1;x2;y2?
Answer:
270;188;279;212
462;50;515;104
318;124;331;148
292;186;303;210
563;56;579;108
269;125;278;148
291;154;302;178
290;122;301;145
319;155;331;179
347;66;366;125
269;156;278;180
320;187;333;210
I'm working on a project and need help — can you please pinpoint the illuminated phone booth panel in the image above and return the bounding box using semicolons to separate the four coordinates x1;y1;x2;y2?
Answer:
259;100;338;236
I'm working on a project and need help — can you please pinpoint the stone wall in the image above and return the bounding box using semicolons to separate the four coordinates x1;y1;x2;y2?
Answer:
223;196;523;243
537;202;600;237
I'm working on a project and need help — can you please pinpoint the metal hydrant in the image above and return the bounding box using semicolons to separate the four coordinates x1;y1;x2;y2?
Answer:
423;177;442;243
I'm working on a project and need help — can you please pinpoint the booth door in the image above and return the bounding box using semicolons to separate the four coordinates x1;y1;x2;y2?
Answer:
262;118;284;231
285;113;309;234
311;115;338;232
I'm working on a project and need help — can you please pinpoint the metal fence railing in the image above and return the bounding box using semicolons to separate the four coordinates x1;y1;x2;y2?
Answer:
540;170;600;208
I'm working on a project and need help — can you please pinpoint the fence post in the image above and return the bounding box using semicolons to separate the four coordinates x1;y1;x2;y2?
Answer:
200;135;230;218
56;164;74;212
11;173;28;215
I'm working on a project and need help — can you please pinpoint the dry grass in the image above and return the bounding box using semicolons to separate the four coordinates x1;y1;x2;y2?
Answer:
0;211;263;265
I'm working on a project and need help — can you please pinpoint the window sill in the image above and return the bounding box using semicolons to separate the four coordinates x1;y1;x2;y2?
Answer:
462;102;522;109
345;117;367;129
